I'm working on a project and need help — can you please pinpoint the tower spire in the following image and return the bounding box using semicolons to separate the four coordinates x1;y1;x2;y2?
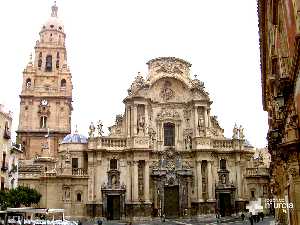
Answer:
51;1;58;17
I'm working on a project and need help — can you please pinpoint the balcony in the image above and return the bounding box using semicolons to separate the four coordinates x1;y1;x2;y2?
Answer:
212;139;233;149
72;168;88;176
246;168;270;178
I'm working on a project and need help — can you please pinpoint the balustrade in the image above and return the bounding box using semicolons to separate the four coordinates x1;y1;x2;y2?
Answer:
246;167;269;177
212;139;233;149
72;168;88;176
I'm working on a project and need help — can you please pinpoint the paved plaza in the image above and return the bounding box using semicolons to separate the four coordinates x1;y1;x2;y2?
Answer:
88;216;275;225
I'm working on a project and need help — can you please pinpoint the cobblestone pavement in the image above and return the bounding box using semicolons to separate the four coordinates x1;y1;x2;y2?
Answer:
86;216;275;225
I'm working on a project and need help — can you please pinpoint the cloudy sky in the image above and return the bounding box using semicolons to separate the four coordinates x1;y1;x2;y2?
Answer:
0;0;268;148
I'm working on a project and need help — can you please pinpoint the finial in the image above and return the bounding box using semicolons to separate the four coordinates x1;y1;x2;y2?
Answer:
51;1;58;17
138;72;141;76
75;125;78;134
194;74;198;79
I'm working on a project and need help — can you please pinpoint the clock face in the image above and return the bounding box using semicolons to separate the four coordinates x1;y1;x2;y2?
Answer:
41;99;48;106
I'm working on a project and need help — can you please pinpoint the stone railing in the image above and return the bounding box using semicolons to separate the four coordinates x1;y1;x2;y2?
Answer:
72;168;88;176
212;139;233;149
100;137;127;147
246;168;269;177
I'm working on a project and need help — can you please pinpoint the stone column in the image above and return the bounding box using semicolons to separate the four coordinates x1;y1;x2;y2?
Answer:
153;180;157;208
144;105;148;135
133;105;138;135
194;106;198;137
187;179;192;209
127;107;131;138
207;161;214;201
197;160;203;202
126;162;132;202
132;161;139;202
236;162;242;199
204;107;208;127
144;160;150;202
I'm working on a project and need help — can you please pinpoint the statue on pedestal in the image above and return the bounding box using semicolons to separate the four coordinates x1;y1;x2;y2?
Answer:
97;120;104;137
88;122;95;137
138;116;145;135
232;123;238;139
239;125;245;140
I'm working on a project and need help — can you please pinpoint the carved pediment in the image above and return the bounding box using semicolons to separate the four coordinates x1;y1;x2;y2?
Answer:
156;108;180;121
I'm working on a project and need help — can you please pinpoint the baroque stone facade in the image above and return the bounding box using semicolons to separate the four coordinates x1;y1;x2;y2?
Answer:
18;3;268;220
258;0;300;224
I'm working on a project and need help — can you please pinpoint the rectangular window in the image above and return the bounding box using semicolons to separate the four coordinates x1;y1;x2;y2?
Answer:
72;158;78;169
272;0;278;25
164;123;175;146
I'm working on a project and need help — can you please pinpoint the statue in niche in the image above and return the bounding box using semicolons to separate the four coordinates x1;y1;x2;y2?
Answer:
232;123;238;139
148;127;156;146
221;175;226;184
138;116;145;135
88;122;95;138
111;175;117;188
184;135;192;150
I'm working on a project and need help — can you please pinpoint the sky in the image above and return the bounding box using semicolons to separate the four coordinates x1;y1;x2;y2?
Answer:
0;0;268;148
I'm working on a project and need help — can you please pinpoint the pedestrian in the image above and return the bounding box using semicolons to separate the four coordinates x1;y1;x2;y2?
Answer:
241;213;245;221
78;220;82;225
216;210;221;224
162;214;165;222
249;212;254;225
260;212;264;221
97;219;102;225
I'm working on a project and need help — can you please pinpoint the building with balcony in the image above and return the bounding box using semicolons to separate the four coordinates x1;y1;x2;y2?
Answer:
17;2;268;221
0;104;12;190
258;0;300;224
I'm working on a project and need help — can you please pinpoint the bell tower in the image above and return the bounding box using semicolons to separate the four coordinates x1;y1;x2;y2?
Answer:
17;2;73;159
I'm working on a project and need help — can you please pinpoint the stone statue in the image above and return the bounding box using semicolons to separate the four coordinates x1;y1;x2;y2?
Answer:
232;123;238;139
239;125;245;140
185;135;192;150
88;122;95;137
97;120;104;137
138;116;145;135
65;149;71;162
222;175;226;184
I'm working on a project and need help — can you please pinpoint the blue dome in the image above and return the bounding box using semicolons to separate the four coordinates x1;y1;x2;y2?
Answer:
61;133;88;144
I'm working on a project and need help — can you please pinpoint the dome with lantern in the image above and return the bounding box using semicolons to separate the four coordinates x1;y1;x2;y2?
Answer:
41;2;64;33
61;128;88;144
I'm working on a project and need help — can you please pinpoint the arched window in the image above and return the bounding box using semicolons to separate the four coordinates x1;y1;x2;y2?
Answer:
61;79;66;87
76;193;81;202
40;116;47;128
56;60;60;69
164;122;175;146
45;55;52;72
220;159;226;170
25;78;31;88
110;159;117;170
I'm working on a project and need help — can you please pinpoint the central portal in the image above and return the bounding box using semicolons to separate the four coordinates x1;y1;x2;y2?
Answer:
219;193;231;217
107;195;120;220
164;185;179;218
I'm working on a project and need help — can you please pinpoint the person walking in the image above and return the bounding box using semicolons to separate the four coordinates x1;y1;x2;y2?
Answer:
249;212;254;225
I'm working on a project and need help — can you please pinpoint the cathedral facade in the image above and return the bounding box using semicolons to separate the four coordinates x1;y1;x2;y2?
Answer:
17;3;269;220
